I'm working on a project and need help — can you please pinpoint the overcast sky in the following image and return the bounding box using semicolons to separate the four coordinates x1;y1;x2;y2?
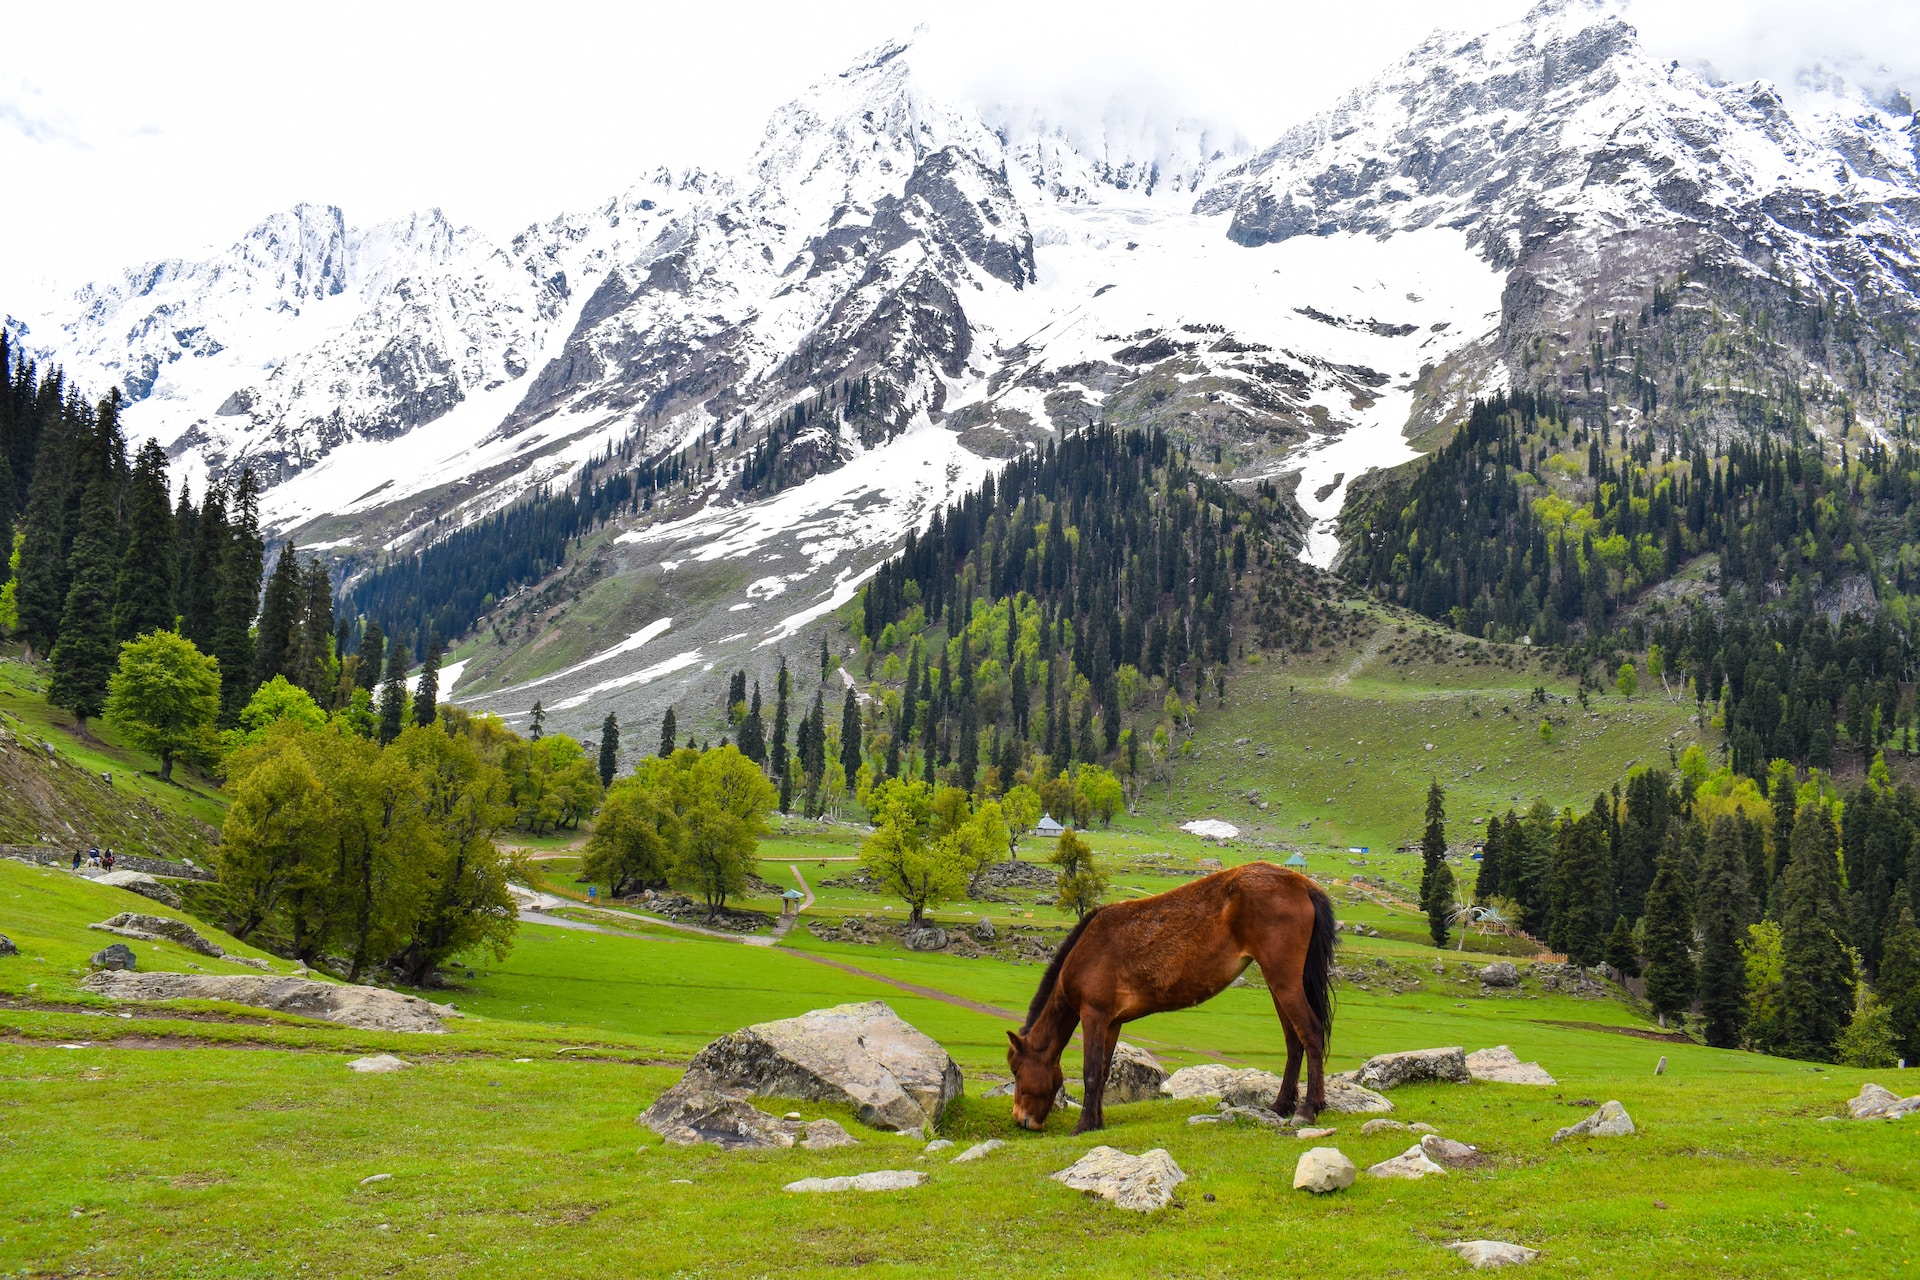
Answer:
3;0;1916;307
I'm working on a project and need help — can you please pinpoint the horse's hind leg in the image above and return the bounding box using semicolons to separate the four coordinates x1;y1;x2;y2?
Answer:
1076;1014;1118;1134
1272;1010;1304;1118
1270;983;1327;1124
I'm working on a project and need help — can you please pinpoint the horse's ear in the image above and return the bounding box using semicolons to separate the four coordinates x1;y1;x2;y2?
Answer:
1006;1030;1026;1052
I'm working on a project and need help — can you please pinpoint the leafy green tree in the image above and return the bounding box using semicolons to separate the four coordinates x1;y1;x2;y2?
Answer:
1878;906;1920;1064
1835;986;1901;1068
1051;826;1108;920
48;478;120;727
582;776;676;895
1741;921;1787;1053
1001;784;1040;858
112;439;177;641
1616;661;1637;700
219;725;334;942
104;629;221;781
1641;836;1696;1025
229;674;327;750
1696;816;1754;1047
1421;780;1450;947
1778;803;1857;1060
669;746;776;914
861;776;969;924
1075;764;1124;827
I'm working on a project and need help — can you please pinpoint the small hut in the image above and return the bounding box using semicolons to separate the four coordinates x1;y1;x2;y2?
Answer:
1283;852;1308;868
1035;814;1066;837
779;888;806;916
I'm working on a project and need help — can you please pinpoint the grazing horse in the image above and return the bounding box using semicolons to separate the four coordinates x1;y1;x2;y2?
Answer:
1006;861;1335;1133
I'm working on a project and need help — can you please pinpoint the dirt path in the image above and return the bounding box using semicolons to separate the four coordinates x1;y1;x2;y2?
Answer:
1327;624;1390;688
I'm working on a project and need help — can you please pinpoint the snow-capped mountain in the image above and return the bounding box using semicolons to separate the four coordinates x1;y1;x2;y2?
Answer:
13;0;1920;736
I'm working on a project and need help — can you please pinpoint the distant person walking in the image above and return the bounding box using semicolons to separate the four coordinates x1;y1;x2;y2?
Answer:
102;850;115;871
70;850;82;871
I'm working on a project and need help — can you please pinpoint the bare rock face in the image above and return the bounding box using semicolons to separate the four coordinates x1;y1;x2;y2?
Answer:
1051;1147;1187;1212
88;912;225;957
1551;1100;1634;1143
1848;1082;1920;1120
674;1001;962;1131
79;971;458;1033
1105;1042;1169;1103
1466;1045;1556;1086
1293;1147;1356;1193
1349;1047;1470;1090
1446;1240;1539;1269
93;871;181;909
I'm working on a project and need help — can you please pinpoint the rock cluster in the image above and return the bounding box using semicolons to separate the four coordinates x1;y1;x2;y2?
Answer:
88;912;225;957
1847;1082;1920;1120
661;1001;961;1132
1465;1045;1556;1086
1159;1063;1391;1114
1051;1147;1186;1212
1551;1100;1634;1142
80;971;458;1032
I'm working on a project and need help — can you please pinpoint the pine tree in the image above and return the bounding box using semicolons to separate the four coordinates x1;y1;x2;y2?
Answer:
412;633;441;726
356;621;386;692
111;439;176;641
214;470;264;723
1879;905;1920;1064
1778;803;1858;1060
1642;835;1696;1025
529;700;545;741
295;561;335;702
817;630;831;681
598;712;620;787
180;480;227;653
1475;814;1505;900
254;543;303;688
1696;816;1754;1048
840;688;863;787
658;707;677;758
171;481;197;625
770;658;791;779
1421;780;1450;947
377;636;410;745
47;476;120;727
1604;914;1640;977
1554;804;1613;967
739;683;766;765
14;402;75;659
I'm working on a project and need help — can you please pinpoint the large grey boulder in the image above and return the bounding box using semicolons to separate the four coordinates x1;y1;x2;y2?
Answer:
1323;1078;1395;1114
94;870;182;908
1349;1047;1470;1090
88;912;224;957
1105;1042;1169;1103
1847;1082;1920;1119
1551;1100;1634;1142
672;1001;962;1131
1051;1147;1186;1212
89;943;137;970
1293;1147;1356;1193
1478;962;1521;988
640;1086;803;1150
1446;1240;1539;1269
1466;1046;1556;1086
901;925;947;952
80;971;458;1033
1161;1063;1257;1100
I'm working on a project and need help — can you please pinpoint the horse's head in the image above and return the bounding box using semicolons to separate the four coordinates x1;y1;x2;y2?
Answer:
1005;1029;1063;1130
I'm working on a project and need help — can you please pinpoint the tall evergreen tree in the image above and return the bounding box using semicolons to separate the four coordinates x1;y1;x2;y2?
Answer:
180;481;227;653
376;634;410;744
658;707;677;758
1642;835;1697;1025
13;402;76;659
1697;816;1754;1048
1880;905;1920;1065
112;439;176;640
840;688;863;787
770;658;791;779
802;690;827;785
1421;780;1450;947
598;712;620;787
1778;803;1857;1060
213;470;264;722
171;481;197;625
356;621;386;692
295;560;335;702
47;476;120;726
254;543;303;688
739;683;766;766
817;630;831;681
412;632;442;727
1605;914;1640;977
1553;803;1613;966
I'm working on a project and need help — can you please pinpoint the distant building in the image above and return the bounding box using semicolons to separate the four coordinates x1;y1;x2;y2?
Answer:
1284;852;1308;868
1035;814;1066;837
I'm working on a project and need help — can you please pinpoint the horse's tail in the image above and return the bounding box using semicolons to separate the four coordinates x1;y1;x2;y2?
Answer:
1302;879;1337;1044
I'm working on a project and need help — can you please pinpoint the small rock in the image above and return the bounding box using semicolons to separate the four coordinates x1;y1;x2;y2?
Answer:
0;934;16;956
1419;1134;1482;1168
359;1174;392;1186
1368;1144;1448;1179
1350;1047;1470;1090
1446;1240;1539;1269
1105;1041;1169;1103
1187;1114;1222;1125
783;1112;803;1121
784;1170;926;1193
895;1126;926;1141
1551;1100;1634;1143
1323;1078;1395;1114
1466;1046;1556;1086
1408;1122;1438;1134
971;918;996;942
639;1085;798;1150
1847;1082;1920;1120
1293;1147;1357;1193
950;1139;1004;1163
1360;1118;1407;1135
1654;1056;1667;1076
89;943;137;971
924;1139;954;1153
1051;1147;1187;1212
348;1054;413;1074
1216;1104;1288;1129
1478;962;1520;988
1295;1126;1337;1140
801;1119;859;1150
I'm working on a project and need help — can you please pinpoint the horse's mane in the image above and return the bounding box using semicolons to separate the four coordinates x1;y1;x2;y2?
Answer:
1022;909;1100;1032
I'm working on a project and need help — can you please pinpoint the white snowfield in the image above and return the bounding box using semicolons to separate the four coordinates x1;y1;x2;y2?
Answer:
13;0;1919;732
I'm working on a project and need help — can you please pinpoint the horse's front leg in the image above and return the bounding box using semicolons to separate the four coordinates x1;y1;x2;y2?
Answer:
1075;1013;1118;1134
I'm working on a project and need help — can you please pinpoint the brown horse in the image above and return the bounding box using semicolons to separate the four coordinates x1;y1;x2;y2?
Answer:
1006;861;1335;1133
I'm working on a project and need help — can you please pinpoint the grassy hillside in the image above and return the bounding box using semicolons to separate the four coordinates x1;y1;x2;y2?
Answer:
4;857;1913;1279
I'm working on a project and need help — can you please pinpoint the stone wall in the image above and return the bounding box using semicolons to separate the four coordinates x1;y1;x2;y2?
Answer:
1;846;217;882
